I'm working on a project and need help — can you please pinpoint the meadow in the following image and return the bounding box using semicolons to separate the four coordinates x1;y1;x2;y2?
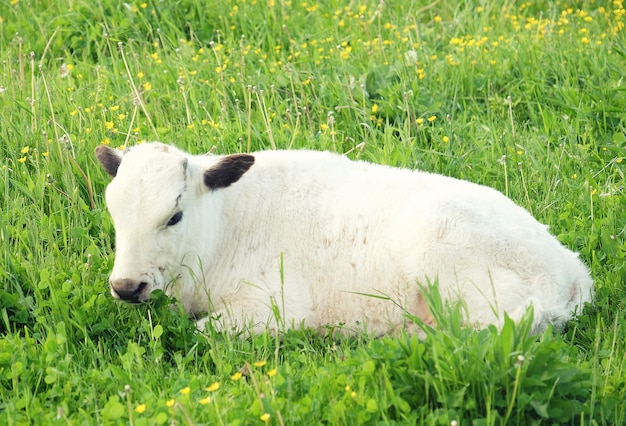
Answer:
0;0;625;424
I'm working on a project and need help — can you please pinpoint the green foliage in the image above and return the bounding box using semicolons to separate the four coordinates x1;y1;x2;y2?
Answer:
347;290;593;424
0;0;624;424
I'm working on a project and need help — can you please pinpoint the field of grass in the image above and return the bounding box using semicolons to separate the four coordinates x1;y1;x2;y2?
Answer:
0;0;625;424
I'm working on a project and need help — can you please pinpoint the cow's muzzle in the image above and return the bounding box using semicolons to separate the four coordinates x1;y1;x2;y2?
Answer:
110;279;148;303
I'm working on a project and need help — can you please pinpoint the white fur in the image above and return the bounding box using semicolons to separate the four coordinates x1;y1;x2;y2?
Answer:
99;142;593;335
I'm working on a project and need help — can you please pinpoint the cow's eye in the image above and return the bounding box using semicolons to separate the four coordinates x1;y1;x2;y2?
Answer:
167;211;183;226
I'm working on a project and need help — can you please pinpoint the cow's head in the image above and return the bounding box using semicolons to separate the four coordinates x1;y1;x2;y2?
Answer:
95;143;254;305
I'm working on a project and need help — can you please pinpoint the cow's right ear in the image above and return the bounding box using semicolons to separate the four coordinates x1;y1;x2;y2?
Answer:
95;145;123;177
204;154;255;190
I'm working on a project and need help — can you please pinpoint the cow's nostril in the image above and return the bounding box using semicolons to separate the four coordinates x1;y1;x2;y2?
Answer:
111;279;149;303
135;281;147;297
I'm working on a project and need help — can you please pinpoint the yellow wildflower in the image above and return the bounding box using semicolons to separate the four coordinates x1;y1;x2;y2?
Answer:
205;382;220;392
165;399;175;407
260;413;270;422
253;360;267;368
199;396;212;405
231;372;243;381
134;404;146;413
179;387;191;395
267;368;277;377
21;146;29;154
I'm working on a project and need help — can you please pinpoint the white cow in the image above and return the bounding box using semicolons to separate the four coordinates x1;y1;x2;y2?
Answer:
95;142;593;336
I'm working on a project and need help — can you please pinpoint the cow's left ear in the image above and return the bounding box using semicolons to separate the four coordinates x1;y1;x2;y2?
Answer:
204;154;255;190
95;145;123;177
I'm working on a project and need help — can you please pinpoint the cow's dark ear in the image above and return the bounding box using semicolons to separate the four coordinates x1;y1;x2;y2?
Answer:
95;145;123;177
204;154;255;190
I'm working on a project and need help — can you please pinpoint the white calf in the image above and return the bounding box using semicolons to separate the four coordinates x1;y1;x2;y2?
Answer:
95;142;593;335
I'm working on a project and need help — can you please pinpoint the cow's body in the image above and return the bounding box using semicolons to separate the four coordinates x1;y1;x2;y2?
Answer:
96;143;593;335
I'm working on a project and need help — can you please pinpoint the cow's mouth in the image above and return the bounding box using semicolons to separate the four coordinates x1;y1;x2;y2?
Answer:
111;281;148;303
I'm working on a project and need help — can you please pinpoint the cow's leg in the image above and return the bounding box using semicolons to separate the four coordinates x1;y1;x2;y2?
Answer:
194;302;280;336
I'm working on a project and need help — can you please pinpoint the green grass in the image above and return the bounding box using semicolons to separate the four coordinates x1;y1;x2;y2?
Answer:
1;0;625;424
